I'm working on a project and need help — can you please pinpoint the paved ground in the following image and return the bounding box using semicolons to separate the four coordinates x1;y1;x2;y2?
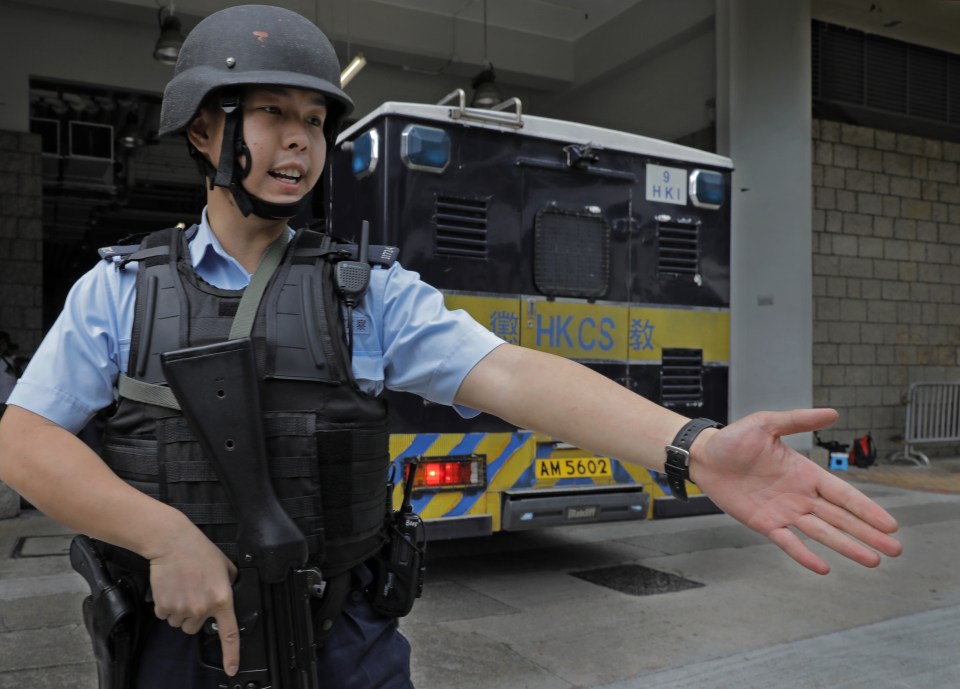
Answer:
1;464;959;688
846;458;960;493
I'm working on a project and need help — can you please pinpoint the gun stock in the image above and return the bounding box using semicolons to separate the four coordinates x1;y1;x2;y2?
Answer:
162;339;321;689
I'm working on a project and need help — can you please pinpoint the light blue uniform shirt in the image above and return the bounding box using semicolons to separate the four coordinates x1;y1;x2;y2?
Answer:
10;209;504;434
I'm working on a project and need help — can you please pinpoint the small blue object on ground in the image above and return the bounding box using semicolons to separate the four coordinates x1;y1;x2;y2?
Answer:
829;452;849;471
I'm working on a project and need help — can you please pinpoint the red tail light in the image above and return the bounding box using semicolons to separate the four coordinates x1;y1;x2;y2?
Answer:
410;456;485;491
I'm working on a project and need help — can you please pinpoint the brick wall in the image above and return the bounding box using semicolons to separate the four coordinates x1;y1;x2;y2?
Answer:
812;119;960;458
0;130;43;354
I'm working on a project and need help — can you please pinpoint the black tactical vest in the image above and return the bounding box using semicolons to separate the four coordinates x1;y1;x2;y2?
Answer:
100;226;393;576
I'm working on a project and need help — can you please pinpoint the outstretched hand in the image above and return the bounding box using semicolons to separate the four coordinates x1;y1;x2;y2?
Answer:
690;408;902;574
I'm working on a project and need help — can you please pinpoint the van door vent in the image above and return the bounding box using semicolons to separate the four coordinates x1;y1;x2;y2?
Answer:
660;348;704;407
534;207;610;298
435;195;488;259
657;221;699;278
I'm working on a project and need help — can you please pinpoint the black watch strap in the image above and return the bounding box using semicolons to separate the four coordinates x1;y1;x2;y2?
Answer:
664;417;724;502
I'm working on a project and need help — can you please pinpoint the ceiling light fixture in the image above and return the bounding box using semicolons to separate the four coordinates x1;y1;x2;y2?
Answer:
470;0;503;109
336;0;367;88
340;53;367;87
154;3;184;66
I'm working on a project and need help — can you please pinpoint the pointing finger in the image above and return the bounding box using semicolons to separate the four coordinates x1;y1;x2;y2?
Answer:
215;601;240;676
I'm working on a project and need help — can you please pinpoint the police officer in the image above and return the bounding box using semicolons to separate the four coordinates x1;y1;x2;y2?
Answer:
0;5;902;689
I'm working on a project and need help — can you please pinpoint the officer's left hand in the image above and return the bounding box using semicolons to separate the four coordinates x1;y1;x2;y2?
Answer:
689;408;902;574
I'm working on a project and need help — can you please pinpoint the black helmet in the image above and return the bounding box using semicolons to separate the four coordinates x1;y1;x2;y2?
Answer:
159;5;354;219
160;4;353;141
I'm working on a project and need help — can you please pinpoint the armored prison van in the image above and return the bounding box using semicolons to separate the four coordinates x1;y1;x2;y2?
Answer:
327;91;732;540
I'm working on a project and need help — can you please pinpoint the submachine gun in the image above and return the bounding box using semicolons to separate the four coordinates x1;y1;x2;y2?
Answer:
162;337;324;689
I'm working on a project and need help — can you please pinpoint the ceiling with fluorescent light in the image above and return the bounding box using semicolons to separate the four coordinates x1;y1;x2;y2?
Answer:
8;0;960;90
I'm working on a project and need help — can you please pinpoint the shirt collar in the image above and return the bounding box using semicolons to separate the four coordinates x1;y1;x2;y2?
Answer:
189;207;240;271
188;206;294;289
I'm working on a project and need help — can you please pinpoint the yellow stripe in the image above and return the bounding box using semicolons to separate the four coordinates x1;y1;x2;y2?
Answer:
444;294;729;363
419;492;462;519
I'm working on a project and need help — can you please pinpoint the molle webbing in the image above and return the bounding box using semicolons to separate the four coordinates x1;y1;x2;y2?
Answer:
105;416;317;480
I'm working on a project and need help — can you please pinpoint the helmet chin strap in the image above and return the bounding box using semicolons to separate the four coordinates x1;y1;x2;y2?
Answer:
206;91;312;221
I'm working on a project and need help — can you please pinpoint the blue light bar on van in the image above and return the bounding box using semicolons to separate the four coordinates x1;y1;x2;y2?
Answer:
351;128;379;179
401;124;451;173
689;169;725;209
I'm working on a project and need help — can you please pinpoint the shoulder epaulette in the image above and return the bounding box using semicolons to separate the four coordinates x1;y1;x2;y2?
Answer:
98;243;141;262
294;229;399;268
322;243;400;267
353;244;400;268
98;226;197;267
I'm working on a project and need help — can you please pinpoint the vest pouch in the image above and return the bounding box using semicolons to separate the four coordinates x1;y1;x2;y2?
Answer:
313;423;391;574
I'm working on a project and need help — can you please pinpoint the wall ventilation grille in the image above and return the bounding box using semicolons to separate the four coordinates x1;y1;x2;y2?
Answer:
812;20;960;135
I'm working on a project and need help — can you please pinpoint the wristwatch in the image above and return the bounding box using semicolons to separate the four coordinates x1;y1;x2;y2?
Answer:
664;417;724;502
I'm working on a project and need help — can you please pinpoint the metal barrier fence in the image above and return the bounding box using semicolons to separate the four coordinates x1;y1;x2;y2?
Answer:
890;382;960;466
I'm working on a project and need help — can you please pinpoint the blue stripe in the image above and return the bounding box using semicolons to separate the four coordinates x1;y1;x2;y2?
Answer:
444;494;477;517
490;432;532;481
514;463;536;488
613;459;637;484
450;432;484;456
411;493;432;512
397;433;439;460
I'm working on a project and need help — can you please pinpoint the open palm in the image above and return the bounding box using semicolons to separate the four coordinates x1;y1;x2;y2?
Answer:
691;408;902;574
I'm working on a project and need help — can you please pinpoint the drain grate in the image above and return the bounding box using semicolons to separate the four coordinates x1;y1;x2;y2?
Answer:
570;563;704;596
11;535;73;558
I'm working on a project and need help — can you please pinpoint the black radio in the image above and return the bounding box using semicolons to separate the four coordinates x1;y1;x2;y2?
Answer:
369;460;426;617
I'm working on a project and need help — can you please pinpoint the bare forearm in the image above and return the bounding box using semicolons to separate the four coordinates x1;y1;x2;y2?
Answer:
455;344;690;472
0;404;194;559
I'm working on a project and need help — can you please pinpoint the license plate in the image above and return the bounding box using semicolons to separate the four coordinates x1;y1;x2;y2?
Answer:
536;457;614;479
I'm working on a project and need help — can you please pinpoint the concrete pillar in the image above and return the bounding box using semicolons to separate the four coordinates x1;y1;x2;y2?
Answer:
716;0;814;447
